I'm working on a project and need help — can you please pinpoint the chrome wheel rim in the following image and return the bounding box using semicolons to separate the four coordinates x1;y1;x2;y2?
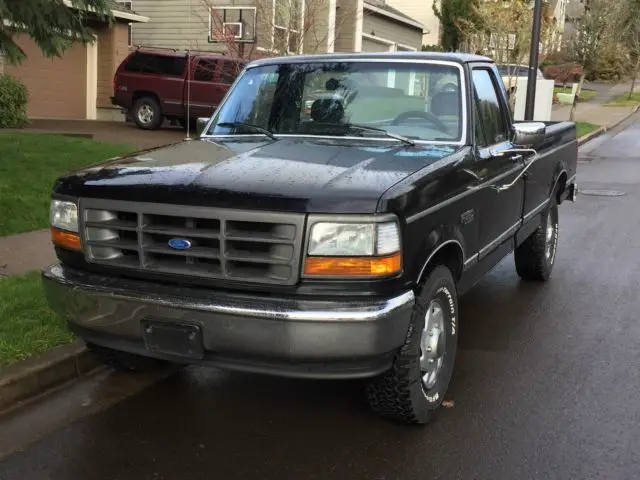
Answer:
137;105;154;125
545;212;556;261
420;299;446;390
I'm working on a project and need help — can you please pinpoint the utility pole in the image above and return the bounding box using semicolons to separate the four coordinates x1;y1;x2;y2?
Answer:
524;0;543;120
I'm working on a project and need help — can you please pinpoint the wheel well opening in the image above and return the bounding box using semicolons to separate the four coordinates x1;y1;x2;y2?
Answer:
133;91;160;104
420;243;464;285
554;172;568;204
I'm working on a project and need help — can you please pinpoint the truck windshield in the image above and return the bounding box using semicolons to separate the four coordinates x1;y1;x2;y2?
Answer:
205;61;463;143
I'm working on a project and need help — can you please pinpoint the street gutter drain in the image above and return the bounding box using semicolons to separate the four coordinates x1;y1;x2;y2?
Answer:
579;189;627;197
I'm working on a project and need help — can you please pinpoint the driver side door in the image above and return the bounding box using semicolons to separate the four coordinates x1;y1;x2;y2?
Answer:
469;66;526;262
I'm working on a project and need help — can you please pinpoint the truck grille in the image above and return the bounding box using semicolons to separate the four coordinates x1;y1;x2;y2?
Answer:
79;198;305;286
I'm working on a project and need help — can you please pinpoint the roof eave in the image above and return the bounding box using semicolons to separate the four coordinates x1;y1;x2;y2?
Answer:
61;0;149;23
363;3;424;31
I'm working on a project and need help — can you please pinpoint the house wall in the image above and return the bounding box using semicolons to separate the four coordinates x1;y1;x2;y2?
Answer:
302;0;332;54
385;0;440;45
4;34;88;119
131;0;269;54
96;22;131;109
362;12;421;50
334;0;360;52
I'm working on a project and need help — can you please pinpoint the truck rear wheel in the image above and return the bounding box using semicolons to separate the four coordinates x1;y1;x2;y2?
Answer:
132;96;163;130
365;265;458;425
514;199;559;281
86;342;168;373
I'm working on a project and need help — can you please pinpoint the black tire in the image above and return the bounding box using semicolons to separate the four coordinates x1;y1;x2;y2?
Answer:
514;199;559;281
132;96;163;130
366;265;458;425
86;342;168;373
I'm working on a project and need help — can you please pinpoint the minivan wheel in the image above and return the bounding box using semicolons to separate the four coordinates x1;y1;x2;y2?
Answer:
365;265;458;425
132;96;163;130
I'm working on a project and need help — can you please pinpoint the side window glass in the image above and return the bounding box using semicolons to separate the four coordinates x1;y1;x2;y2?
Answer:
123;53;185;76
472;69;509;146
220;61;239;84
473;90;488;148
194;59;218;82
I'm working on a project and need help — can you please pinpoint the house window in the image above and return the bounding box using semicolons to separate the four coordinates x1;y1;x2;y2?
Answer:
117;0;133;47
272;0;304;54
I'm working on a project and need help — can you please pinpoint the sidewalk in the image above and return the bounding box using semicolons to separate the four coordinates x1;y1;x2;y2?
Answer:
0;230;56;278
551;82;637;128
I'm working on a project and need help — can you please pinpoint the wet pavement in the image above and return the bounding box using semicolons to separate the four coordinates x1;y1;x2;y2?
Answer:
1;117;640;479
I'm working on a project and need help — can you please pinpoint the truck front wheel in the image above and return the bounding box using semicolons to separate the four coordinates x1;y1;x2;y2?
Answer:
366;265;458;425
514;200;559;281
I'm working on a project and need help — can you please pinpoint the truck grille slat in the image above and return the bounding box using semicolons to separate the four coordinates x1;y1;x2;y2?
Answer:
79;199;304;286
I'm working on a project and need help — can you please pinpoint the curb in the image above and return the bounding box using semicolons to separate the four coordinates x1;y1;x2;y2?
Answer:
0;130;94;139
0;340;100;412
577;104;640;146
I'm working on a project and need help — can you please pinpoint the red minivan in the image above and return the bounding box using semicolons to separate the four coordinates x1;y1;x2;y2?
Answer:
112;48;245;130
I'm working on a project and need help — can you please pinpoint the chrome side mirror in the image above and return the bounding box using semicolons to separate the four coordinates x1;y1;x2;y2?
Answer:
196;117;211;136
513;122;546;149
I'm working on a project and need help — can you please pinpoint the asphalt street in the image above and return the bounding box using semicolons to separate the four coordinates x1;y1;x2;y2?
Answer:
1;117;640;480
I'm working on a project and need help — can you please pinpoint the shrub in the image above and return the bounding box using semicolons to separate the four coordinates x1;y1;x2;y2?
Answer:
539;51;570;70
588;44;630;82
543;63;584;86
0;75;29;128
422;44;444;52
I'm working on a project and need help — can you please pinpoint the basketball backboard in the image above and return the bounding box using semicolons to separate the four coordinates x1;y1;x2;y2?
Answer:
209;7;257;44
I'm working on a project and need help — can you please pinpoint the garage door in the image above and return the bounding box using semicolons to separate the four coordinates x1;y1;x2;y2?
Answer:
5;34;88;119
362;38;391;52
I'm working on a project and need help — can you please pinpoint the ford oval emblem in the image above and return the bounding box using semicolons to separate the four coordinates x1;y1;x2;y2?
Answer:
168;238;192;250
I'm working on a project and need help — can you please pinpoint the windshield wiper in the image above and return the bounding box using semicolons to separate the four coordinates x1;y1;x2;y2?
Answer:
346;124;416;147
216;122;278;141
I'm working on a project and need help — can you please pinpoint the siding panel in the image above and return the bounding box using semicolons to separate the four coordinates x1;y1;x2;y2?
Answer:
132;0;268;53
362;13;421;50
385;0;440;45
334;0;359;52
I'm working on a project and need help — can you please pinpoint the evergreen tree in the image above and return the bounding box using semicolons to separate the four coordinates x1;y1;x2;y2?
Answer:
432;0;481;51
0;0;113;65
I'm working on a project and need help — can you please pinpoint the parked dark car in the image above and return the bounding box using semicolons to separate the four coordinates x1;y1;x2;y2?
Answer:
111;48;244;130
44;52;578;425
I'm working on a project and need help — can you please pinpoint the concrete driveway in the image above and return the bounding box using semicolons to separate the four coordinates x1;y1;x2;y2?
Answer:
23;119;193;150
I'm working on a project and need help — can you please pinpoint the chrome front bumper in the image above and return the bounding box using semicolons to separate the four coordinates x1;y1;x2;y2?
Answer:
42;263;415;379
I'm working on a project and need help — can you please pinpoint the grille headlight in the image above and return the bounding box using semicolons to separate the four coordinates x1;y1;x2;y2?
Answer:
304;221;401;277
50;200;78;233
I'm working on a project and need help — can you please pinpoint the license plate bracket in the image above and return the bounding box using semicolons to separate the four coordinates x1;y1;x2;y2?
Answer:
142;320;204;359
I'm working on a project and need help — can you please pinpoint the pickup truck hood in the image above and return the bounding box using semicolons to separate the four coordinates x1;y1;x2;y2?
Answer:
54;137;459;213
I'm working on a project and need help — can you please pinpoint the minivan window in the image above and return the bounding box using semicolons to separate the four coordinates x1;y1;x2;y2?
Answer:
220;61;240;84
124;53;186;77
207;61;463;142
194;59;218;82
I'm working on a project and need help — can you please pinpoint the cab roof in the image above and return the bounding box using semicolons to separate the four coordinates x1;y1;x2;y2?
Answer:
248;51;493;67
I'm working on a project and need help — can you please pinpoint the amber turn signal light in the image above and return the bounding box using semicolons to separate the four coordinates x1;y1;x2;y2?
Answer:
51;227;81;250
303;253;401;277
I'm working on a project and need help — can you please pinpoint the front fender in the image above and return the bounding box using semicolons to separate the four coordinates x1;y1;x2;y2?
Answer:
413;224;467;285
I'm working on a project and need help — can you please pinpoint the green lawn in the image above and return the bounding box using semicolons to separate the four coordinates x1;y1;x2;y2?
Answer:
605;92;640;107
0;271;74;367
0;134;133;237
576;122;600;138
553;87;598;102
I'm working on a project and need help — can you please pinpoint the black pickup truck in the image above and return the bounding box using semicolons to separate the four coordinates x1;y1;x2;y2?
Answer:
43;52;578;425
